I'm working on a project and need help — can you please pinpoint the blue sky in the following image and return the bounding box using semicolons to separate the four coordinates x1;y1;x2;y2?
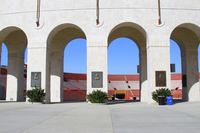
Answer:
0;38;199;74
108;38;139;74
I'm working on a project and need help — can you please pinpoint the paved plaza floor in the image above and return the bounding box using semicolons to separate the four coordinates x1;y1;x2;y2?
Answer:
0;101;200;133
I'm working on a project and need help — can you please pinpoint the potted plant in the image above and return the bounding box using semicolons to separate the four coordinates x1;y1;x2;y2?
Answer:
152;88;171;105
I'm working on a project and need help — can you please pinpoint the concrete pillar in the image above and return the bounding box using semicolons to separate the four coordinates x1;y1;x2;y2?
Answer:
181;48;187;100
49;51;63;102
87;44;108;94
147;36;171;103
45;49;51;103
6;50;25;101
183;48;200;101
140;48;148;102
26;42;49;102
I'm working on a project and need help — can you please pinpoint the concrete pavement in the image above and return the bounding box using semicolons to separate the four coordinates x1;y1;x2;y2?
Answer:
0;102;200;133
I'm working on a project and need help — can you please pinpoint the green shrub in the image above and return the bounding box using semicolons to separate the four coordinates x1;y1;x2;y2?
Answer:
87;90;107;103
152;88;171;103
27;87;45;103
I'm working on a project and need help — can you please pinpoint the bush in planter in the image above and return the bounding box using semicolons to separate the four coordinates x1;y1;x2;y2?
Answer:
27;87;45;103
87;90;107;103
152;88;171;103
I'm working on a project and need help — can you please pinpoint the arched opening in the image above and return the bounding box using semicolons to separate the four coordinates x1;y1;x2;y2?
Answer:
108;38;140;101
0;27;27;101
107;22;147;102
170;23;200;102
63;38;87;101
170;39;183;100
47;24;86;103
0;43;8;100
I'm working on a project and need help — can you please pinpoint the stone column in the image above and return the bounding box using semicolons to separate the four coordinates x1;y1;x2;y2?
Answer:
6;50;25;101
87;39;108;94
49;51;63;103
183;48;200;101
181;48;187;101
140;48;148;102
26;42;50;102
146;35;171;103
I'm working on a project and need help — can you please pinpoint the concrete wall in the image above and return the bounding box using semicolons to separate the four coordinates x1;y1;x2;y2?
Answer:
0;0;200;103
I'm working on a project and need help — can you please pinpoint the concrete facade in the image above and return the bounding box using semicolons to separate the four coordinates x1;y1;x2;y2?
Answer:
0;0;200;103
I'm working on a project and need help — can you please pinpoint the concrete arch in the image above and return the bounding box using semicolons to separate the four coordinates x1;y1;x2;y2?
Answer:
169;22;200;39
47;23;86;51
170;23;200;102
107;22;148;102
170;23;200;49
0;26;27;48
46;23;87;103
0;26;27;101
108;22;146;50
